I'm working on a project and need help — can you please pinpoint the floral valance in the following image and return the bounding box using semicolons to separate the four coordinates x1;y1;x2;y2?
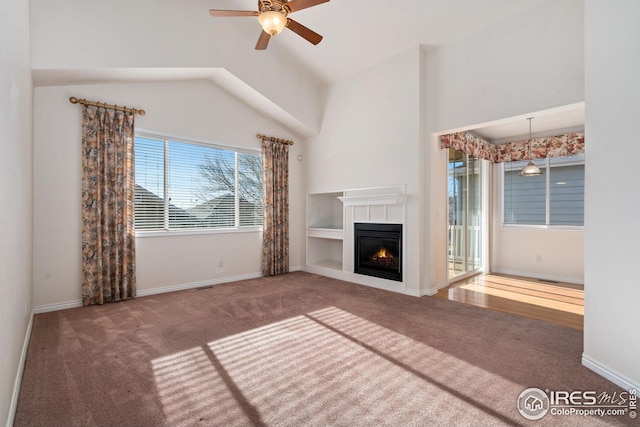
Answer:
440;131;585;163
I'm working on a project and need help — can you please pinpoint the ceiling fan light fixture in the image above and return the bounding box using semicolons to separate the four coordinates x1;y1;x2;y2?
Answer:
259;10;287;35
209;0;328;50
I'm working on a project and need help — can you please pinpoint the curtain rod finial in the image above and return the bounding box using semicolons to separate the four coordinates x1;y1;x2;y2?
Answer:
256;133;294;146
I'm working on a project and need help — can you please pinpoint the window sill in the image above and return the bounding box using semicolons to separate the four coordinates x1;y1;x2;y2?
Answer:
135;227;263;238
500;224;584;232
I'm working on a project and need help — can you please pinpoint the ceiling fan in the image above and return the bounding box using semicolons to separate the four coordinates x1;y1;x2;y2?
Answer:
209;0;329;50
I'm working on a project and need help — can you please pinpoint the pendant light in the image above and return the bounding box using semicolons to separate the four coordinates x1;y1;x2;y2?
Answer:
520;117;543;176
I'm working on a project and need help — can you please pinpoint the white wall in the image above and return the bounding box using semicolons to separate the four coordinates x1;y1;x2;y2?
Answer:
303;0;587;295
0;0;33;424
431;0;585;133
490;167;584;283
423;48;449;293
426;0;586;290
305;47;424;294
33;80;304;309
583;0;640;390
30;0;325;136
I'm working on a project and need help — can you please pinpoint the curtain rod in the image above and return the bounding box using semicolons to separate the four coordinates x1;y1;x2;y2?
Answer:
69;96;146;116
257;134;294;146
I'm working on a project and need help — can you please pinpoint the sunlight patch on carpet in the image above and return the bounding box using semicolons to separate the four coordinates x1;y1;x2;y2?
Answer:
151;347;253;426
152;307;533;426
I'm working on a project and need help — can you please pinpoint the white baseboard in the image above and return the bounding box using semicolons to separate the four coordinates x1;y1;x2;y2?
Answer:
33;300;83;314
420;281;448;297
8;311;34;427
404;288;422;297
406;281;446;297
34;273;264;313
137;272;263;297
582;354;639;392
303;265;406;295
491;268;584;285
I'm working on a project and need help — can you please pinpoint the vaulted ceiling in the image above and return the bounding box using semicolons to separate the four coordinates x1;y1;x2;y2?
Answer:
211;0;549;84
31;0;582;139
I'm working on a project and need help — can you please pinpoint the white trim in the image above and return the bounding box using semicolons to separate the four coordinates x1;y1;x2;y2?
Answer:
499;224;584;232
136;128;261;154
33;273;265;314
7;311;34;427
338;193;405;207
404;289;422;297
582;354;639;392
135;227;263;238
406;283;446;297
491;268;584;285
136;272;263;297
418;281;448;297
303;265;406;295
306;227;344;240
500;157;586;229
33;300;83;314
446;150;487;285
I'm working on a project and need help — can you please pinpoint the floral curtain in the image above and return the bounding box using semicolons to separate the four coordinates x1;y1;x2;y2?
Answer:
81;106;136;305
440;131;585;162
261;138;290;276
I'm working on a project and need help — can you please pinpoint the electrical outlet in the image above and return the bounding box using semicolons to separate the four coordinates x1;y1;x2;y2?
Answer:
536;255;542;263
217;259;226;273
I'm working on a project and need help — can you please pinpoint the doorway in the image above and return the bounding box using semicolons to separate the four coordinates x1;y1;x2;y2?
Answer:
447;148;483;281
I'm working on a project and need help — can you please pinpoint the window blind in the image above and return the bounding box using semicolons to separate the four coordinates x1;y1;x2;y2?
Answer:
504;160;547;225
134;135;263;231
134;137;165;230
549;157;585;226
503;155;584;227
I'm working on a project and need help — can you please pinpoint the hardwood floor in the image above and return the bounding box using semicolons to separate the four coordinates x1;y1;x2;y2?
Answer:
434;273;584;330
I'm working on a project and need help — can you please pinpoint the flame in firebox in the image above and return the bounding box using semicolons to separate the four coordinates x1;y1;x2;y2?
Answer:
373;246;393;261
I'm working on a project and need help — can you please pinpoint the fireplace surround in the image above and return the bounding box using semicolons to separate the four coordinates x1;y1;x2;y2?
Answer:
354;223;402;282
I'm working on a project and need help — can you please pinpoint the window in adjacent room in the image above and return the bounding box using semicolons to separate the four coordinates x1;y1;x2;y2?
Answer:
134;132;263;232
503;154;584;227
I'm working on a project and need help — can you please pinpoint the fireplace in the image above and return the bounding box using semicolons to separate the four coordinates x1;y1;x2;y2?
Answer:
354;223;402;282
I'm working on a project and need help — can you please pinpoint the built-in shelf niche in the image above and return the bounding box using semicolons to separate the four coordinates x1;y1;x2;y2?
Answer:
307;191;344;230
306;191;345;271
306;237;343;271
305;185;406;283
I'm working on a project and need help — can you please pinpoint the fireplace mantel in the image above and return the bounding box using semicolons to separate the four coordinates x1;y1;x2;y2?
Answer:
338;193;405;207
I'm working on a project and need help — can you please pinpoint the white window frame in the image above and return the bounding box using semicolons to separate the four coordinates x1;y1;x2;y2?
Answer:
134;129;263;237
500;155;585;230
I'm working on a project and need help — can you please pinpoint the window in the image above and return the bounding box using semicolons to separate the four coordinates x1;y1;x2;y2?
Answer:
134;133;263;232
503;155;584;227
448;148;484;279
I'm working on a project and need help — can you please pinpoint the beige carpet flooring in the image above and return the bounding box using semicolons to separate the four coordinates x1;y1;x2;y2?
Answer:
14;272;635;426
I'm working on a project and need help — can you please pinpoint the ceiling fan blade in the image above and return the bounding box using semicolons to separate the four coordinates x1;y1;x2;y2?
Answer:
286;18;323;45
255;30;271;50
209;9;258;17
285;0;330;13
